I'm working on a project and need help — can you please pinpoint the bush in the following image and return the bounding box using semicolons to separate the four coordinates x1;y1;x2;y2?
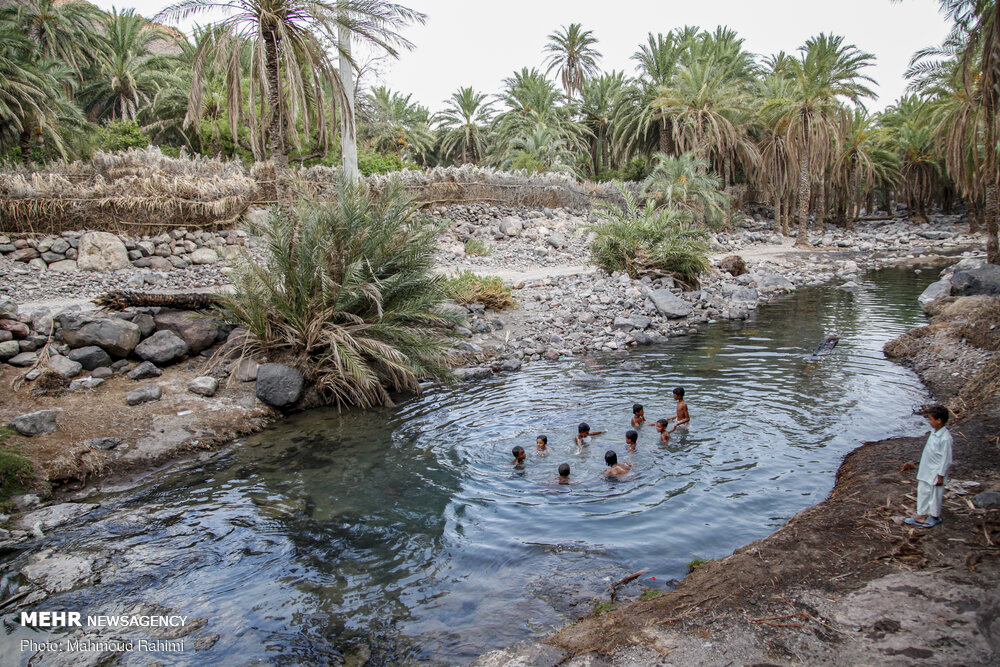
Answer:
588;183;710;287
0;427;35;501
357;149;418;175
99;120;150;153
443;270;516;311
221;178;462;408
464;238;491;256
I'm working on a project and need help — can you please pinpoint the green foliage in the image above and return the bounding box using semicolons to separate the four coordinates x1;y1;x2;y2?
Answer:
687;557;707;571
639;589;662;601
221;177;462;408
443;270;515;311
358;149;417;175
463;238;492;256
508;151;545;174
592;602;613;615
99;119;150;153
588;183;710;286
641;152;729;228
0;427;36;501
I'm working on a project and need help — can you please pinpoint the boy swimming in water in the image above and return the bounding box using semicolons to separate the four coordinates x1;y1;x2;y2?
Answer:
631;404;646;428
625;429;638;453
511;445;526;467
603;450;631;477
556;462;572;484
665;387;690;434
575;422;607;452
655;418;670;443
536;435;549;456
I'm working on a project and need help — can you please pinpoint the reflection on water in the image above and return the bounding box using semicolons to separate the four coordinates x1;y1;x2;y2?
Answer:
1;268;938;665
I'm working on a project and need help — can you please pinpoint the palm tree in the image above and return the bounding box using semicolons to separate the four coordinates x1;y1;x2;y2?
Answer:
543;23;601;101
434;86;494;165
579;71;625;177
504;123;581;176
360;86;433;163
831;108;899;226
0;0;106;79
155;0;424;221
641;152;729;226
80;9;177;123
762;34;876;246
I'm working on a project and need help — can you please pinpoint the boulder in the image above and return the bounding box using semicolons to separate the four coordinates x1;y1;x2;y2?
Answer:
69;377;104;390
16;503;98;531
918;279;953;310
255;363;304;407
731;288;759;305
50;238;70;254
951;264;1000;297
77;231;130;272
0;319;29;338
0;340;20;360
499;216;523;237
8;351;38;367
760;274;794;292
188;376;219;397
499;357;522;372
972;491;1000;509
47;259;78;273
126;384;162;406
718;255;747;277
0;299;17;319
152;310;219;353
9;247;39;262
631;315;652;330
68;345;112;371
46;355;83;379
135;330;189;365
10;409;58;436
58;313;141;357
128;360;162;380
189;247;218;265
547;233;568;249
646;289;693;319
612;317;635;332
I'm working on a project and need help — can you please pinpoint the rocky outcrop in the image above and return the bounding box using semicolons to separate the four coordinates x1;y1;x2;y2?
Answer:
76;232;130;272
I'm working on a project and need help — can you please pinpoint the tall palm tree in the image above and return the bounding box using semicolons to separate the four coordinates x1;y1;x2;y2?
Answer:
579;71;625;176
543;23;601;101
361;85;433;162
155;0;424;222
762;34;876;246
0;0;106;79
641;152;728;226
434;86;494;165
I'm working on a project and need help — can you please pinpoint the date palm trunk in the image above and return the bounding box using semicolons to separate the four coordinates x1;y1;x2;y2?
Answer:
986;181;999;264
339;14;359;182
774;194;782;235
796;152;810;247
264;29;295;227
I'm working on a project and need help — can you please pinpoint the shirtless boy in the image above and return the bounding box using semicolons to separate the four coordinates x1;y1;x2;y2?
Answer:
665;387;690;434
575;422;606;452
511;446;526;467
631;404;646;428
625;429;638;453
603;450;632;477
655;418;670;443
536;435;549;456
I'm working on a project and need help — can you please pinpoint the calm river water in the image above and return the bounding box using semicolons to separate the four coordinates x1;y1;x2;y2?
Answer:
2;267;939;665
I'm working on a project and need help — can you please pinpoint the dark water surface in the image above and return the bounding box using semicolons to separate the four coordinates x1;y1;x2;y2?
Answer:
2;268;939;665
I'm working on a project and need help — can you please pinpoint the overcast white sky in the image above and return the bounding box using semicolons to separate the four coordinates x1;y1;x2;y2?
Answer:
96;0;952;112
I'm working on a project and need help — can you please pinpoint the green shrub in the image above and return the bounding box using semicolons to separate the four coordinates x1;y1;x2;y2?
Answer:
0;427;35;501
221;178;462;408
99;120;150;153
588;183;710;287
639;589;661;601
592;602;613;616
443;270;516;311
464;238;491;256
687;557;706;571
357;149;418;175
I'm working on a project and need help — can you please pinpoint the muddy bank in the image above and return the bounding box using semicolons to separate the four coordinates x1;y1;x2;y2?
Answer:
472;300;1000;666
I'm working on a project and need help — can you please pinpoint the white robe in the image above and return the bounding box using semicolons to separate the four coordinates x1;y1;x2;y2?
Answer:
916;426;953;517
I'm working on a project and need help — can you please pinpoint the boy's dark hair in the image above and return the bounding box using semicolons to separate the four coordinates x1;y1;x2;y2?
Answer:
673;387;685;398
578;422;590;434
605;450;618;466
537;435;547;444
558;463;570;476
625;430;638;443
512;445;525;458
656;418;669;427
632;403;643;414
926;405;950;424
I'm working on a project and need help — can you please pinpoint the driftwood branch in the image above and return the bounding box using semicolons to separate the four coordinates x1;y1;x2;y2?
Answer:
610;568;649;602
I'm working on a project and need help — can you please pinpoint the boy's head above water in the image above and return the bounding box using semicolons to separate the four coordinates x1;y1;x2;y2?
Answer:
655;418;668;430
578;422;590;434
632;403;643;415
673;387;685;399
512;445;526;463
558;463;570;477
625;430;638;444
536;435;548;447
605;450;618;466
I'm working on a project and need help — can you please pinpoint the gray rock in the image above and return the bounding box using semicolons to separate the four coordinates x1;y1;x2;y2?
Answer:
128;360;161;380
499;358;522;372
50;238;70;254
10;409;58;436
0;318;29;338
47;259;77;273
951;257;986;272
91;367;113;379
133;313;156;338
918;279;953;310
731;287;759;305
0;340;20;360
760;274;794;291
111;358;131;374
547;233;568;249
612;317;635;332
68;345;112;370
9;351;38;367
256;363;304;407
126;384;162;406
69;377;105;390
634;331;653;345
646;289;693;319
499;216;523;237
0;298;18;319
189;247;218;264
917;230;953;240
46;355;83;379
77;231;130;271
58;313;141;357
951;264;1000;296
153;310;219;353
188;376;219;397
16;503;98;531
21;551;96;593
631;315;652;330
135;330;189;365
11;494;40;511
87;437;120;450
973;491;1000;509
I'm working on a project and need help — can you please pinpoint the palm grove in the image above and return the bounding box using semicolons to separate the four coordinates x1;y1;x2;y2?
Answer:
1;0;998;406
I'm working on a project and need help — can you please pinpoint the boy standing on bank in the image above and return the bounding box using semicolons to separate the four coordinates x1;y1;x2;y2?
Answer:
905;405;953;528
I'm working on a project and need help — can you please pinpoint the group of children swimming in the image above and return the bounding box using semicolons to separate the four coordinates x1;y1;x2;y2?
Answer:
510;388;691;484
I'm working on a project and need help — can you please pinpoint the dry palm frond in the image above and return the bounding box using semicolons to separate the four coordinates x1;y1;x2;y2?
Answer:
93;290;222;311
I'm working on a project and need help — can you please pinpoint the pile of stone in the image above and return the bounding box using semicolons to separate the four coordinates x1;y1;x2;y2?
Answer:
918;259;1000;310
0;228;245;274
